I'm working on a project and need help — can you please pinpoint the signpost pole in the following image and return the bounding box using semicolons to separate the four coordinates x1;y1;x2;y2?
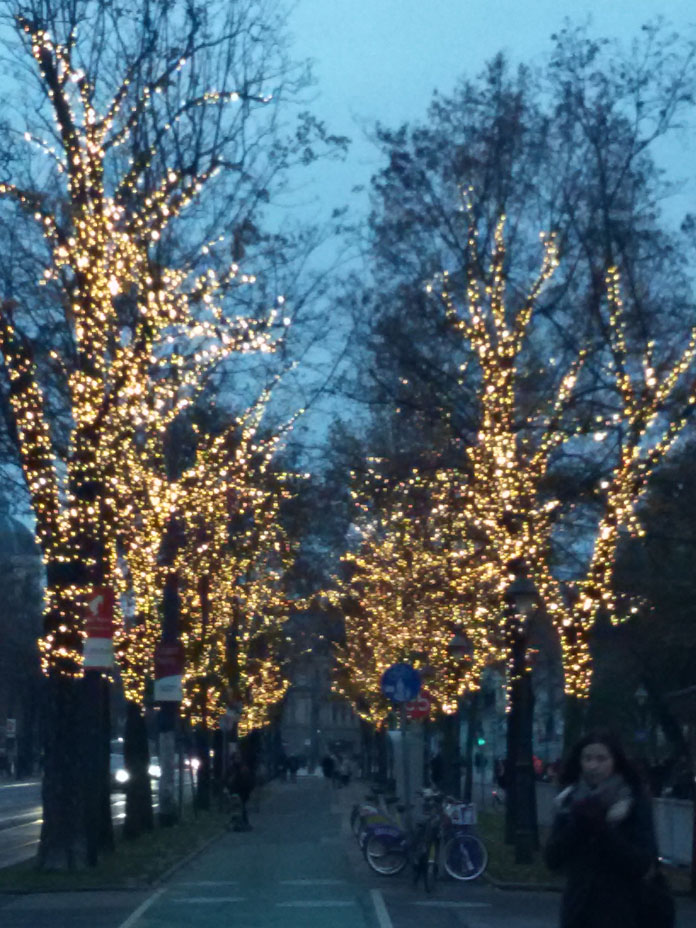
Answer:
400;703;413;833
380;662;422;835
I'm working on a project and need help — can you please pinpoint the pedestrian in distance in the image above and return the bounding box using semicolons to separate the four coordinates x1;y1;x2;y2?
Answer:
330;753;342;789
321;753;335;780
339;755;351;787
226;757;255;831
544;728;674;928
287;754;299;782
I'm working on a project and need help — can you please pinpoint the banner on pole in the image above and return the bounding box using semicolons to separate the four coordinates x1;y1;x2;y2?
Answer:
84;587;115;670
154;642;185;702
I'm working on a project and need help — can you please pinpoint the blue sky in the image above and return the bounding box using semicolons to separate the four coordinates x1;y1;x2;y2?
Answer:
287;0;696;223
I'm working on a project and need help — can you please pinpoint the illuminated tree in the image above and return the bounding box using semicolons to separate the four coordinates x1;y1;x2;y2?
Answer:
107;387;296;822
433;213;696;706
0;0;307;868
334;211;696;737
330;465;498;722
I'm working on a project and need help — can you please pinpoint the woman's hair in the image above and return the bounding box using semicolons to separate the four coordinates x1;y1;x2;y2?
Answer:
558;728;643;791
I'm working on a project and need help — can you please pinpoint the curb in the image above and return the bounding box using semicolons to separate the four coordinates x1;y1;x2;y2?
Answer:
482;872;561;892
481;871;694;899
151;826;227;887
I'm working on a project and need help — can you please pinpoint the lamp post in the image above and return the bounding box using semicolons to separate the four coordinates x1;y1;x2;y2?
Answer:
634;683;649;752
504;573;539;863
448;632;477;802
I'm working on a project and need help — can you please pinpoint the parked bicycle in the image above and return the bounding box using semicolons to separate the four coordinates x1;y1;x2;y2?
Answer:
361;790;488;889
440;797;488;881
362;789;445;892
351;786;405;850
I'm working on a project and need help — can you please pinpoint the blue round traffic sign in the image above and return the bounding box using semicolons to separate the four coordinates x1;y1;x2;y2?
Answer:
380;663;421;703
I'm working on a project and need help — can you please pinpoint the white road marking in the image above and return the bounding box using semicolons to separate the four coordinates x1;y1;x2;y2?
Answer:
371;889;394;928
0;818;42;831
116;888;165;928
414;900;492;908
171;897;246;903
276;900;355;907
178;880;240;886
280;879;346;885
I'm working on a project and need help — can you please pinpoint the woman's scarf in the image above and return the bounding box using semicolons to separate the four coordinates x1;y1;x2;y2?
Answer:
556;772;634;824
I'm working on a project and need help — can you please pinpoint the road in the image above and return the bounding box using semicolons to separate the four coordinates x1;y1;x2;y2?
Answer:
1;775;695;928
0;775;192;869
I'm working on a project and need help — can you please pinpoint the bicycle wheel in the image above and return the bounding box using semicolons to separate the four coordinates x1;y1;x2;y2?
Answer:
444;833;488;880
364;833;408;876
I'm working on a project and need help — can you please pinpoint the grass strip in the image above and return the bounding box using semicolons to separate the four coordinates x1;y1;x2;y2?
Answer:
476;808;562;886
0;806;226;893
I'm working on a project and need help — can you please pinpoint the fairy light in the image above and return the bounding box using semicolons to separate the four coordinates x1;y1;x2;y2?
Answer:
0;19;277;679
332;206;696;712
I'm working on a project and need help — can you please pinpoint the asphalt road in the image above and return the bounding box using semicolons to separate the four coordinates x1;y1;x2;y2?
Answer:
0;776;695;928
0;780;42;869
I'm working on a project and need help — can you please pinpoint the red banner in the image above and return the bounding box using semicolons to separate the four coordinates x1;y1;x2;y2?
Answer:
85;587;115;638
154;642;185;679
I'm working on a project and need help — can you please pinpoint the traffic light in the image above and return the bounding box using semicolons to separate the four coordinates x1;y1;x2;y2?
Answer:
476;724;486;746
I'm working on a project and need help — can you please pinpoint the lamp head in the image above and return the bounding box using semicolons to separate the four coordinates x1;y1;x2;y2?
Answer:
505;575;538;618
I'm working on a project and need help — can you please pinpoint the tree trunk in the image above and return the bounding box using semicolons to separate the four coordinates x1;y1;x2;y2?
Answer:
123;700;153;838
563;693;588;754
505;686;517;845
157;557;181;826
194;725;211;811
95;673;114;854
38;672;88;870
212;728;223;791
505;630;539;859
158;705;178;826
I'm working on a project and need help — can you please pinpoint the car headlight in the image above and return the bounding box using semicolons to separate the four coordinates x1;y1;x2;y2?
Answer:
148;763;161;778
190;757;201;771
115;768;129;783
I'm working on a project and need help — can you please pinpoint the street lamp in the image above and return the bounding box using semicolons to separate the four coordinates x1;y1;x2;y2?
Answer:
505;575;538;618
504;572;539;864
446;632;475;800
634;683;649;756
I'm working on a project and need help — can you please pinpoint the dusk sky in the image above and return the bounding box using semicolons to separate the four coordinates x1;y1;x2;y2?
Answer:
287;0;696;225
275;1;696;450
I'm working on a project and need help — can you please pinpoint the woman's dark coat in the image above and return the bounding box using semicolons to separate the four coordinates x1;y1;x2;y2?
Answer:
544;782;657;928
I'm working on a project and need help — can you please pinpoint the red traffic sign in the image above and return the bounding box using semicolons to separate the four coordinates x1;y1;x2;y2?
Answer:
406;690;431;720
85;587;115;638
154;642;185;679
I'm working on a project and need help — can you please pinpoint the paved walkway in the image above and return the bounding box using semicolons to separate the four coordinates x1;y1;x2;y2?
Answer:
131;775;375;928
1;774;695;928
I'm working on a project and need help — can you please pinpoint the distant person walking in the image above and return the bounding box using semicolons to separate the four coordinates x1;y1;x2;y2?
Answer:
339;755;351;787
226;757;255;830
544;729;673;928
287;754;299;782
321;754;335;780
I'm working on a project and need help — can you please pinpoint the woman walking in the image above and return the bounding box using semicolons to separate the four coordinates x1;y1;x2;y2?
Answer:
544;728;671;928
